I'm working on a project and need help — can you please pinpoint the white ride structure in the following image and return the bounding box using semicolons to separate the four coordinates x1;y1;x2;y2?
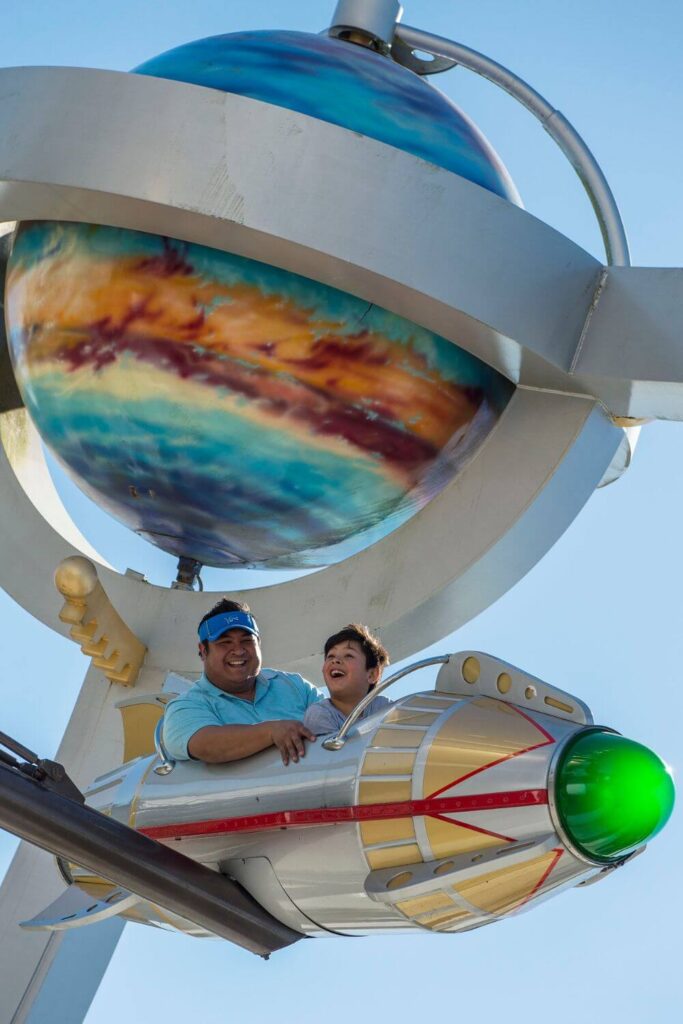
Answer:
0;1;681;1020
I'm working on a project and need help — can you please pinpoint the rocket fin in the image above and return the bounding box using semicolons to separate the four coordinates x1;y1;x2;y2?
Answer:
20;884;140;932
436;652;593;725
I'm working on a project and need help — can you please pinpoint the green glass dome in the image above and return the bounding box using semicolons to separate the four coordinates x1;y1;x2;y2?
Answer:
554;730;674;863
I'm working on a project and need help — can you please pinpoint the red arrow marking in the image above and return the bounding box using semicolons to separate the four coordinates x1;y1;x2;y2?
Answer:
513;848;565;910
426;705;556;799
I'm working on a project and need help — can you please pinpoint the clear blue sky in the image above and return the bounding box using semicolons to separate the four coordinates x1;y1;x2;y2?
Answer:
1;1;681;1021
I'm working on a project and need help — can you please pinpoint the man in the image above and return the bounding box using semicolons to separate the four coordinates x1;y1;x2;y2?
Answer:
163;598;321;765
303;624;391;735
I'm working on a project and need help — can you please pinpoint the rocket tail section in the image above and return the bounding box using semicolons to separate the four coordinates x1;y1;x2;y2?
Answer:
21;884;141;932
0;758;301;954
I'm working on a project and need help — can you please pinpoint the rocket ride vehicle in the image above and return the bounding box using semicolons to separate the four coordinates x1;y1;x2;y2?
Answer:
0;650;674;955
0;0;679;969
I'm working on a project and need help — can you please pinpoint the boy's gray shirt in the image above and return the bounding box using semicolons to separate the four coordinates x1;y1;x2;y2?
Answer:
303;695;390;735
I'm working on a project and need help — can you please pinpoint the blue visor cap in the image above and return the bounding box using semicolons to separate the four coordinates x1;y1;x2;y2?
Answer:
198;611;260;643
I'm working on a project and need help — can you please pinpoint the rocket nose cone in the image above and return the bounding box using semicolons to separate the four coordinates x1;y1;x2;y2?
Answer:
554;731;675;863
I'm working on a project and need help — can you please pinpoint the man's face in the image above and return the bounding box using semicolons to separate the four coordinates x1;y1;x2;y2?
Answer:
323;640;378;705
199;628;262;696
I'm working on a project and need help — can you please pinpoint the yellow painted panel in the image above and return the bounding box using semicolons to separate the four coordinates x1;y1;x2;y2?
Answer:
359;779;412;804
413;695;458;708
384;709;441;727
71;870;109;884
366;844;423;869
362;751;417;775
462;657;481;683
119;703;164;762
417;906;473;929
373;728;426;748
422;697;549;798
396;891;453;916
455;851;559;915
544;696;574;714
74;878;117;900
386;871;415;890
425;817;502;860
360;818;416;846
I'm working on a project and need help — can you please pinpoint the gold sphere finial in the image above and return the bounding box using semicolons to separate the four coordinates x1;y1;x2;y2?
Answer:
54;556;98;599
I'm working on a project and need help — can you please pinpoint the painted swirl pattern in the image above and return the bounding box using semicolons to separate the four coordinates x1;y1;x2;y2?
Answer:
7;223;513;567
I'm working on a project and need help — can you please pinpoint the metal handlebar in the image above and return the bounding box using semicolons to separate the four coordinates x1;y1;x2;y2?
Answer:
321;654;450;750
153;717;176;776
393;24;630;267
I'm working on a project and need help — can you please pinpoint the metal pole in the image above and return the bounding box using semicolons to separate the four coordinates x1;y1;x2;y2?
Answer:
0;761;300;955
328;0;403;51
394;24;630;267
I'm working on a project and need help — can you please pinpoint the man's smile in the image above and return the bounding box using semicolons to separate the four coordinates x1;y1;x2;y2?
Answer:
200;626;262;695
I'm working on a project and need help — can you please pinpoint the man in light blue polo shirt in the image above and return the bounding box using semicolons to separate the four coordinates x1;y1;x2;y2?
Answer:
163;598;322;765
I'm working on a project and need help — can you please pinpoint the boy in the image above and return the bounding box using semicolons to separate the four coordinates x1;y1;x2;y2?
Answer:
303;623;390;736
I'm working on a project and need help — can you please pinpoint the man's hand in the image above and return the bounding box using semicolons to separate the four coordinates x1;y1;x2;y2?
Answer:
269;720;316;766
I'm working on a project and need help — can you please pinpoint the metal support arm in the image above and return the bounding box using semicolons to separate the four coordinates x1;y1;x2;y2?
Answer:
393;24;630;267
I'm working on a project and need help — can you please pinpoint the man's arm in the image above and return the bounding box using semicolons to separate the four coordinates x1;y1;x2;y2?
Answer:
188;720;316;766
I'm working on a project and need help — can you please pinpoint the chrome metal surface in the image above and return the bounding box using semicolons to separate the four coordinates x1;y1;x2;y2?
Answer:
322;655;450;749
264;821;403;934
152;719;175;777
366;835;554;902
171;556;203;592
434;652;593;725
328;0;402;51
390;32;458;75
546;725;620;867
576;845;645;886
121;716;400;933
571;267;683;419
224;857;342;936
0;67;603;385
80;681;611;936
394;24;630;267
407;692;570;868
133;726;368;831
0;759;301;953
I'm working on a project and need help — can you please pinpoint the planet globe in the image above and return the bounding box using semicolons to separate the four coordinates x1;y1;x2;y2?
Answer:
5;31;517;569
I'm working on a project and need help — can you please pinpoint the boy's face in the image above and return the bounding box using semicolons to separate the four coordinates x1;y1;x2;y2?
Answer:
323;639;379;705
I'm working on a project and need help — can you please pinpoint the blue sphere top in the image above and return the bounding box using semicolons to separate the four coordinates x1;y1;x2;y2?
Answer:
135;30;519;203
